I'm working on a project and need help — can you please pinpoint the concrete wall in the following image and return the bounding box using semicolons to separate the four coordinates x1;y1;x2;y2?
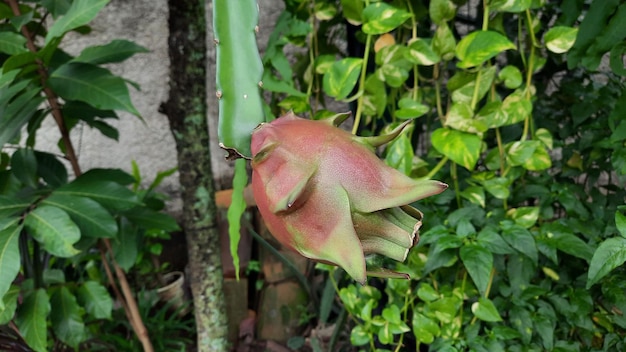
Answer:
36;0;283;210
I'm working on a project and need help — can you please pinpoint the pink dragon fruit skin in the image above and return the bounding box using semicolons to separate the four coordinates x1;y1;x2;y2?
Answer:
251;112;447;284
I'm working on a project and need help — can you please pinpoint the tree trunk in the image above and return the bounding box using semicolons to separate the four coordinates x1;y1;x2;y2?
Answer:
161;0;229;350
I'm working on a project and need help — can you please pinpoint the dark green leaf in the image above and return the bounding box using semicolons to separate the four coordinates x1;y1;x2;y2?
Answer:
322;58;362;99
54;177;140;211
50;287;86;348
16;289;49;352
24;205;80;257
73;39;149;64
42;194;117;238
456;30;515;68
362;3;411;35
431;128;482;170
0;285;19;324
122;207;179;232
0;222;21;309
48;62;140;116
471;298;502;322
477;227;514;254
113;218;139;271
616;210;626;238
460;243;493;296
45;0;109;44
11;148;37;188
567;0;620;69
502;225;538;264
41;0;72;18
0;32;28;55
34;151;68;187
77;281;112;320
587;237;626;288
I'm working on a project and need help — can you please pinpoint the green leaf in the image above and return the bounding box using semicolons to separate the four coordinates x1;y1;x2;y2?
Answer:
506;206;539;228
567;0;620;69
385;133;413;175
0;196;31;218
11;148;37;188
412;312;440;344
45;0;109;44
490;0;532;13
42;194;117;238
610;42;626;76
544;26;578;54
77;281;112;320
460;186;486;208
445;102;488;133
535;128;553;149
477;227;514;254
449;66;496;104
616;211;626;238
431;128;482;171
460;243;493;296
406;39;441;66
34;151;68;187
340;0;363;25
498;65;523;89
0;32;28;55
113;218;138;271
16;289;50;352
482;177;510;199
322;58;362;99
395;98;429;119
587;237;626;288
417;283;440;302
73;39;149;64
54;177;140;211
523;143;551;171
350;325;370;346
0;85;44;147
471;297;502;322
502;225;538;264
24;206;80;257
362;3;411;35
433;23;456;60
48;62;140;116
553;232;593;262
456;30;516;68
429;0;456;24
50;287;86;348
122;207;180;232
227;159;247;280
0;222;21;310
0;285;19;324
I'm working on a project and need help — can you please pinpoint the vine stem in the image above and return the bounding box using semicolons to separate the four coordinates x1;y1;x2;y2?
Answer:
6;1;153;350
352;33;372;135
522;9;537;141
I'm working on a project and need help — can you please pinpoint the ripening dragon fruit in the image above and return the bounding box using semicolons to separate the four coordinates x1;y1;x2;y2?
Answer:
251;112;447;284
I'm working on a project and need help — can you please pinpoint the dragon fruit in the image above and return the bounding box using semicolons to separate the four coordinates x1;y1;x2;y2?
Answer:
251;112;447;284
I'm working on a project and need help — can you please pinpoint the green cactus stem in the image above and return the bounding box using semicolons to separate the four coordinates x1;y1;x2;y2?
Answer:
214;0;265;159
